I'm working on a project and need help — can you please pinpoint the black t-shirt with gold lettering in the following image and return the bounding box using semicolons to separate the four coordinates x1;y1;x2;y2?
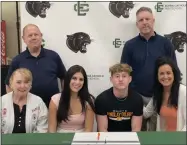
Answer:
95;87;143;132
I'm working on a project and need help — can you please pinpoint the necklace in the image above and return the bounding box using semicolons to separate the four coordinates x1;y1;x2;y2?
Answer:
115;96;127;101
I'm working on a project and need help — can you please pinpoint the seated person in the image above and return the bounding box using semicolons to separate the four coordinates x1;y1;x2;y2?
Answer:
95;63;143;132
48;65;95;132
1;68;48;134
143;57;186;131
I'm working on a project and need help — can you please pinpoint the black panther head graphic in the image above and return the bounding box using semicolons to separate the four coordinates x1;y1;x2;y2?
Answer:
109;1;134;18
66;32;92;53
25;1;51;18
164;31;187;53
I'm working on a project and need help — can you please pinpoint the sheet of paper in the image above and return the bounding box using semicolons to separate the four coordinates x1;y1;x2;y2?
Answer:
71;132;140;145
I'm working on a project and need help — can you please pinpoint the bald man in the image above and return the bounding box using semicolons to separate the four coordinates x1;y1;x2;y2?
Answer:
5;24;66;108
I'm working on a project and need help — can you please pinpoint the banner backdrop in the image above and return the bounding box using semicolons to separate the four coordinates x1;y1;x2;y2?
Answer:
1;20;6;65
20;1;186;97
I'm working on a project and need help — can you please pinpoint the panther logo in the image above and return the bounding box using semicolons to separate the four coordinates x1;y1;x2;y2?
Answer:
25;1;51;18
66;32;92;53
109;1;134;18
164;31;187;53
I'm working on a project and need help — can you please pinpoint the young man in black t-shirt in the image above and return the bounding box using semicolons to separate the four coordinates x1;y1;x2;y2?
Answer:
95;63;143;132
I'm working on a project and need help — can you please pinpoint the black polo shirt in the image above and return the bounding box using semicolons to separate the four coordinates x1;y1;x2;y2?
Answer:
5;47;66;107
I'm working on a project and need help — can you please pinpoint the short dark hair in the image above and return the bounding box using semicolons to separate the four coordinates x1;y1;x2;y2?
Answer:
136;7;153;16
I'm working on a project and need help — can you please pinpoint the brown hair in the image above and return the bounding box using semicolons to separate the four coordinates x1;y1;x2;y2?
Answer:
109;63;133;76
9;68;33;86
136;6;153;16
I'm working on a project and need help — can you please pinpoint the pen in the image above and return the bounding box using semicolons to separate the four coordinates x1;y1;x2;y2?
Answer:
97;132;100;140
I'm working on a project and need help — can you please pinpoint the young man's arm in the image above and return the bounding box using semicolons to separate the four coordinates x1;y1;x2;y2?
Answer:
96;115;108;132
131;94;143;131
131;116;142;131
95;94;108;132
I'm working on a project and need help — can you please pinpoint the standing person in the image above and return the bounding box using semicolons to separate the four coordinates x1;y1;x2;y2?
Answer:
48;65;95;133
95;63;143;132
5;24;66;108
120;7;177;130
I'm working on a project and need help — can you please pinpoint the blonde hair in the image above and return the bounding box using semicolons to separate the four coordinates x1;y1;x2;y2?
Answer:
9;68;33;86
109;63;133;76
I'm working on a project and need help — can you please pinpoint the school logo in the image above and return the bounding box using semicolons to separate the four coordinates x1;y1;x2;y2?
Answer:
109;1;134;18
66;32;92;53
113;38;126;48
155;2;186;12
164;31;187;53
74;1;89;16
25;1;51;18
